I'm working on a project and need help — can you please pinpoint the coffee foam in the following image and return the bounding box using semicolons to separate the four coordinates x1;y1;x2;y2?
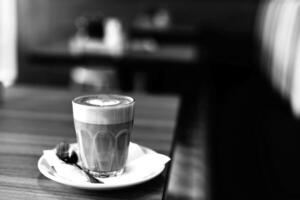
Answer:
72;94;135;124
86;99;120;106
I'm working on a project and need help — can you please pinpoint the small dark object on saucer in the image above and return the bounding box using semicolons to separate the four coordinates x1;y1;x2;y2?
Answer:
55;142;103;183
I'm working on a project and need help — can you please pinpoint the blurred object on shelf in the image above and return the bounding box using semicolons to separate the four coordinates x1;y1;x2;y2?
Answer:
69;14;126;56
134;6;172;30
75;13;105;39
129;39;158;52
69;14;123;93
130;24;198;45
70;66;119;92
104;18;127;55
131;6;197;45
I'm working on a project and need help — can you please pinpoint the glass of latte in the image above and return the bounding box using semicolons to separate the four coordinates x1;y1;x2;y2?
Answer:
72;94;135;177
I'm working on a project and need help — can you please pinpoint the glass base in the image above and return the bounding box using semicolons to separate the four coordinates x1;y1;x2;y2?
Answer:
87;168;124;178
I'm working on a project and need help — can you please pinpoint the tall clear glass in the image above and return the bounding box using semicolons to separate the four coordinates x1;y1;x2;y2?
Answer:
72;94;135;177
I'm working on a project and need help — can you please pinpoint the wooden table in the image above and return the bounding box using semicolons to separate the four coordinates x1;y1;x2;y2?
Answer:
0;85;179;200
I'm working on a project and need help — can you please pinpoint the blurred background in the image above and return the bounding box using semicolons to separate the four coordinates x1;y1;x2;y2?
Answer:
3;0;300;200
13;0;258;93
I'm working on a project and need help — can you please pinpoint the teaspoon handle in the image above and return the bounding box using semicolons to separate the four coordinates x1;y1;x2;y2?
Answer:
74;163;103;183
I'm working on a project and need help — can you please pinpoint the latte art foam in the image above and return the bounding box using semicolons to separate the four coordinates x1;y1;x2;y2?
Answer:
72;94;135;125
86;99;120;106
74;94;133;106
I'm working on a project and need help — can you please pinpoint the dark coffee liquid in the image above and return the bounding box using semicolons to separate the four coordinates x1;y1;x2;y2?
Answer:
75;120;133;174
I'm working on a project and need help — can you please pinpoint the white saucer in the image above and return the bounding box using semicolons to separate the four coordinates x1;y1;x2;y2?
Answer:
38;143;169;190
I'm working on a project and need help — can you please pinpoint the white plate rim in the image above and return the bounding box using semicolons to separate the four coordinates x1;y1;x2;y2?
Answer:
37;145;166;190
